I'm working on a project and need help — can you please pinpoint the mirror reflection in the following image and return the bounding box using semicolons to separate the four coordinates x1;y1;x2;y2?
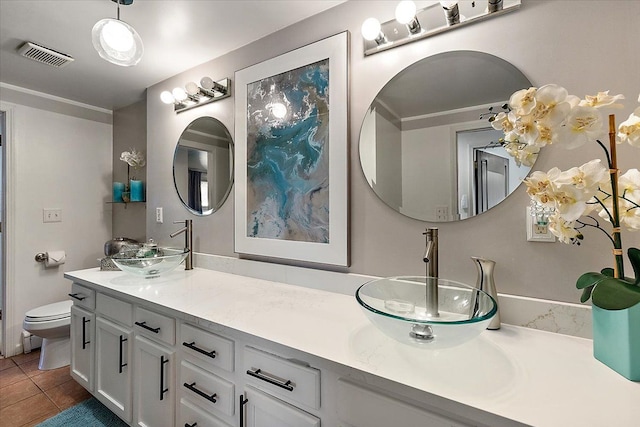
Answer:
173;117;234;215
359;50;533;222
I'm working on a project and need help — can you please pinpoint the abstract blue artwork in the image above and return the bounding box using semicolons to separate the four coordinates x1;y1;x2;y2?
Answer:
234;32;348;266
246;59;330;243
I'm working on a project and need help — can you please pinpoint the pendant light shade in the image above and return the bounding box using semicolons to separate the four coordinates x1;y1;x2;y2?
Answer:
92;1;143;67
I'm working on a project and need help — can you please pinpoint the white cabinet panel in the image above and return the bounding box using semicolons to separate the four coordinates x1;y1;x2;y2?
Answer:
134;306;175;346
180;322;235;373
244;387;320;427
244;346;320;410
179;397;233;427
70;305;94;391
95;316;132;423
180;360;235;417
133;335;175;427
69;283;95;310
337;379;471;427
96;293;133;326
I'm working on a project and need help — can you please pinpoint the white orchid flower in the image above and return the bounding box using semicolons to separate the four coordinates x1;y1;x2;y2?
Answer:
554;159;608;194
619;168;640;205
579;91;625;109
617;108;640;147
532;84;571;126
556;105;605;149
120;148;146;169
509;87;537;116
548;213;581;243
524;168;561;207
490;111;515;133
552;184;592;222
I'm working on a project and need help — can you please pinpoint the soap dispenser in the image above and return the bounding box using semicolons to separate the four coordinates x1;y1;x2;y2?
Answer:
471;256;501;330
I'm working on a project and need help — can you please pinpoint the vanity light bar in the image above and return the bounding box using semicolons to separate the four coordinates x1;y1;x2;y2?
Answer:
362;0;521;57
161;77;232;114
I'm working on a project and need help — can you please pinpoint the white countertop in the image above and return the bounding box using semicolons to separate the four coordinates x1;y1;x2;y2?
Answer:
65;267;640;427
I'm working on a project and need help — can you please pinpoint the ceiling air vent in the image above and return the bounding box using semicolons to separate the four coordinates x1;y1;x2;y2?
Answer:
17;41;74;68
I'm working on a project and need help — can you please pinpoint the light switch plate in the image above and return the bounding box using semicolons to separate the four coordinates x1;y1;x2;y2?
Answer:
526;207;555;242
156;207;163;223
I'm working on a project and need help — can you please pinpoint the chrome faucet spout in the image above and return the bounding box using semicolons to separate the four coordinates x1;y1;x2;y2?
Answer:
423;227;439;317
170;219;193;270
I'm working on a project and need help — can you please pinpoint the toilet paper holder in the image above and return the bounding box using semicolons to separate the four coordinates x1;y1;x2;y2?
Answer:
35;253;48;262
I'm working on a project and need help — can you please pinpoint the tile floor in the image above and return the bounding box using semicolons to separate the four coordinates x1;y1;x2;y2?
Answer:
0;350;91;427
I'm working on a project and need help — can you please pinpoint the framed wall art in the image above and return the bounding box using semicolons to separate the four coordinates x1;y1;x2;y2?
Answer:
234;32;349;266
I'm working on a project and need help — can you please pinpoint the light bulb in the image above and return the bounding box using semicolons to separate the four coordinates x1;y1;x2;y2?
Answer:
361;18;382;41
172;87;187;102
395;1;417;25
185;82;200;95
101;20;134;52
200;77;214;90
440;1;458;8
160;91;175;104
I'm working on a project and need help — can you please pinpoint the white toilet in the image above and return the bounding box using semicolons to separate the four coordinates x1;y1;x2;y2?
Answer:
23;300;73;370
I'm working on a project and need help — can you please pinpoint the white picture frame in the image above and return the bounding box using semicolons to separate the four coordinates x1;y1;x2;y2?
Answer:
234;32;349;266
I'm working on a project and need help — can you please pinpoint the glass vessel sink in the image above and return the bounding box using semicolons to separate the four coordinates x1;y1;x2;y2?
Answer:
111;248;190;278
356;276;497;349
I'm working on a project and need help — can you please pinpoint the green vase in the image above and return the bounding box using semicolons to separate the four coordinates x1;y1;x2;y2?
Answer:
592;301;640;381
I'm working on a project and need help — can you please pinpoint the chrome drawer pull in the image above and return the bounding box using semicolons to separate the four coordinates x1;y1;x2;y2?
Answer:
246;368;295;392
68;293;86;301
182;341;216;359
183;382;217;403
135;321;160;333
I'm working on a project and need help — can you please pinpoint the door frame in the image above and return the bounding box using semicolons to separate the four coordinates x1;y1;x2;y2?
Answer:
1;102;16;357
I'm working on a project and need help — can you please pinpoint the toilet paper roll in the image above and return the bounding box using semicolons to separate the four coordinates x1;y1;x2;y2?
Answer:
45;251;66;268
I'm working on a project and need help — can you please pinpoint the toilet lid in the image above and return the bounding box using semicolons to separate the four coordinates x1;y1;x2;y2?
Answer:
25;300;73;321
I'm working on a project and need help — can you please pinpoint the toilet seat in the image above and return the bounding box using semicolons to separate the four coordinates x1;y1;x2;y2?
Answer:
25;300;72;322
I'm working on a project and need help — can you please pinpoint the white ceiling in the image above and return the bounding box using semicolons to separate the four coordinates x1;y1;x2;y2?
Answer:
0;0;345;111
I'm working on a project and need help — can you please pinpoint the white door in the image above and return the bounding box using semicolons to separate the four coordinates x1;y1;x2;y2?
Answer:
95;316;132;423
134;335;175;427
70;305;94;391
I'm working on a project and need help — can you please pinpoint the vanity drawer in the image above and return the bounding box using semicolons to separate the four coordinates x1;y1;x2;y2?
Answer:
134;306;175;345
244;346;320;410
179;397;232;427
68;283;95;310
96;293;132;326
180;360;235;418
180;323;235;373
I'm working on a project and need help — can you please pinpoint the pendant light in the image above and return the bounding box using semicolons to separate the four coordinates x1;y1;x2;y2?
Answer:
92;0;143;67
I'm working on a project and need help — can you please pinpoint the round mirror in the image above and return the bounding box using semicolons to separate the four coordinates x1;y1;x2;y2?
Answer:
173;117;234;215
359;51;533;222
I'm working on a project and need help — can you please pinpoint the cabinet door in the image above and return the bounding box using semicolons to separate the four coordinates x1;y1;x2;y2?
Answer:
95;316;133;423
133;335;175;427
70;305;94;391
243;387;320;427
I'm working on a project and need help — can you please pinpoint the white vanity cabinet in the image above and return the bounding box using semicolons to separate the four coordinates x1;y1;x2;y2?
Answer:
133;335;175;427
94;293;134;423
177;322;236;427
70;305;94;391
240;346;321;427
132;305;176;427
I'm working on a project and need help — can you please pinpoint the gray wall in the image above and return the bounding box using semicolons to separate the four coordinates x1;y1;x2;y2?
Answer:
144;0;640;304
113;99;146;242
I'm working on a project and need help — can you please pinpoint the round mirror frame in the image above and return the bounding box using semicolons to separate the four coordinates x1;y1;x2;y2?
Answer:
173;116;234;216
358;50;534;222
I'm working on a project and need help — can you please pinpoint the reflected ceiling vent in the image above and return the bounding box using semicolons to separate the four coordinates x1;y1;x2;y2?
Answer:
17;41;74;68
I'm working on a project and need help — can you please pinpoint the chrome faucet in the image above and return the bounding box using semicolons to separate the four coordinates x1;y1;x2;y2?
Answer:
423;227;439;317
170;219;193;270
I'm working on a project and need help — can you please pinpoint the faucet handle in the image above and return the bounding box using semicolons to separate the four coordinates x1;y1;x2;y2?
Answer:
173;220;186;224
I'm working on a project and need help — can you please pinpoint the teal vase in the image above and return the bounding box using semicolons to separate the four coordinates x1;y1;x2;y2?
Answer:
592;302;640;381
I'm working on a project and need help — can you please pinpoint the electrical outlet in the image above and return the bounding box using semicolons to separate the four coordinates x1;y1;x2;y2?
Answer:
156;207;163;223
435;206;449;221
526;207;555;242
43;208;62;223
